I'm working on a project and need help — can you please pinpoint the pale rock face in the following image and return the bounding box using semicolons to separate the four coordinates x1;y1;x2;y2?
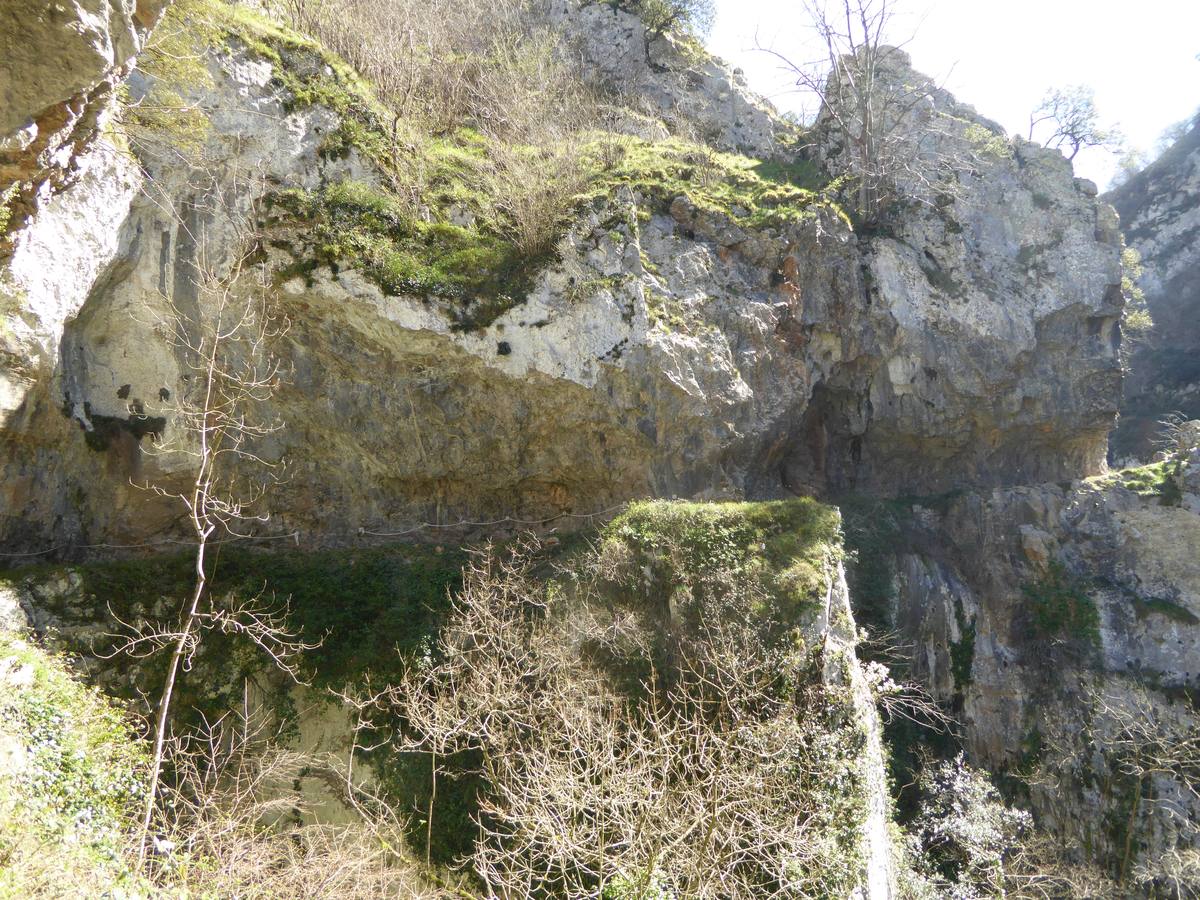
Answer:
792;48;1123;495
546;1;778;156
1107;118;1200;459
890;455;1200;872
0;11;1123;553
2;134;140;368
0;0;168;261
0;0;166;140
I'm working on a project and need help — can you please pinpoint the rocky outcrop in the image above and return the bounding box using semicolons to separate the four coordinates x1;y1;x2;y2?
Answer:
0;4;1123;561
548;1;778;156
792;48;1123;496
0;1;168;251
873;444;1200;883
1107;116;1200;460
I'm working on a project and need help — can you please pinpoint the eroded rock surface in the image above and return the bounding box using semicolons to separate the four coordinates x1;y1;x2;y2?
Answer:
1107;116;1200;460
548;1;778;156
877;446;1200;876
0;12;1125;553
0;0;168;252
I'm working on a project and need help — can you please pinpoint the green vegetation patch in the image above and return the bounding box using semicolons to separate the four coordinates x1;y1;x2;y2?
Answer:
1132;594;1199;626
583;136;836;230
602;497;843;617
1088;458;1183;506
0;634;147;895
1021;560;1100;646
950;610;977;691
267;176;551;332
2;543;466;713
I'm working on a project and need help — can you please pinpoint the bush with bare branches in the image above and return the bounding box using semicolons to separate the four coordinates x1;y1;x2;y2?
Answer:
356;500;879;898
759;0;966;224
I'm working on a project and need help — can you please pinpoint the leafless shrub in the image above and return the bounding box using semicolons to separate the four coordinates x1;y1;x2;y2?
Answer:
149;712;449;898
1002;832;1121;899
101;170;324;858
1155;412;1200;459
277;0;595;142
484;141;593;257
353;535;872;898
1091;686;1200;887
757;0;964;224
1013;681;1200;895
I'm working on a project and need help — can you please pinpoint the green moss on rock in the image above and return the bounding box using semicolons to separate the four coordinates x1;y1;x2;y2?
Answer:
584;136;836;230
603;497;843;617
1021;561;1100;646
267;177;551;331
1088;458;1183;506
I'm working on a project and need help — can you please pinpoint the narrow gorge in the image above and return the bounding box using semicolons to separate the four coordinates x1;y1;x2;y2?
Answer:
0;1;1196;897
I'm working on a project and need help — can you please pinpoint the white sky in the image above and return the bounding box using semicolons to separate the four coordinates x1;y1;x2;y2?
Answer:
707;0;1200;189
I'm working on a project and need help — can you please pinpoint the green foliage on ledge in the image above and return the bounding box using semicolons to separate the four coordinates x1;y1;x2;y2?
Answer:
603;497;844;618
133;1;839;333
1088;458;1183;506
267;177;551;332
583;136;835;230
1021;561;1100;646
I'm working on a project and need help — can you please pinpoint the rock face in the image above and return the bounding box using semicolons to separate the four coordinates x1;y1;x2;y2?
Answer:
1107;116;1200;460
547;1;779;157
878;446;1200;878
0;11;1124;553
792;48;1123;496
0;0;168;251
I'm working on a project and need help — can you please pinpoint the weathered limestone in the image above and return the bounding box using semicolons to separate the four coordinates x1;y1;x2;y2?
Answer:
885;449;1200;877
790;48;1123;496
547;1;779;157
1106;117;1200;460
0;17;1125;553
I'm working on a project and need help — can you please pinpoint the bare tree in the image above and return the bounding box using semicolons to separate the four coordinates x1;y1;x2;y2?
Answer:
146;704;451;898
1028;86;1122;161
758;0;957;224
105;183;318;857
1091;687;1200;888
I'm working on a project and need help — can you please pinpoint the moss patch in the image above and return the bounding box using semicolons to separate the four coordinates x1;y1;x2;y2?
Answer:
1132;594;1199;626
583;136;836;230
267;176;552;332
602;497;843;618
1021;561;1100;646
1088;459;1183;506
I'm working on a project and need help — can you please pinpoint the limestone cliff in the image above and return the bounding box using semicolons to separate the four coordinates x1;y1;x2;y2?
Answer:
862;439;1200;882
0;2;1122;555
1107;115;1200;460
2;0;1188;893
0;1;168;248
